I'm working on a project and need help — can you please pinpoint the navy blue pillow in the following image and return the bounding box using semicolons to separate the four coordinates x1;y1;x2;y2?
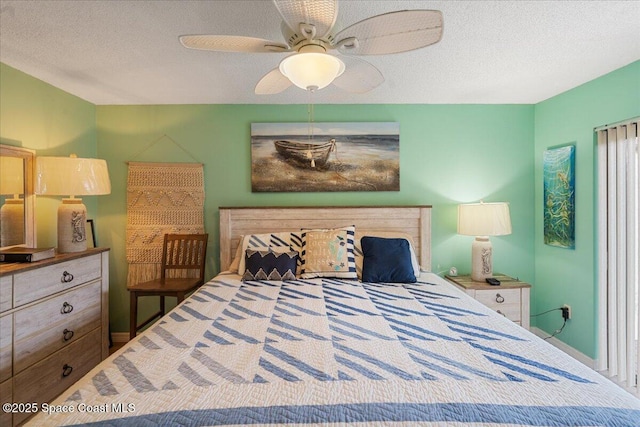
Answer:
361;237;417;283
242;249;298;281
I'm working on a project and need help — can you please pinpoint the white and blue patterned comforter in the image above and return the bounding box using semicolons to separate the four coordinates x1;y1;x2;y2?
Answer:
29;273;640;426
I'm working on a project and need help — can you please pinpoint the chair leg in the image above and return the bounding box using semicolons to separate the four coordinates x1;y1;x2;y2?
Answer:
160;295;165;316
129;291;138;341
177;292;185;305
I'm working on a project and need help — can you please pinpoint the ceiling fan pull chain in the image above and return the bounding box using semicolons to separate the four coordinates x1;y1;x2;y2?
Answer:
307;89;312;141
306;88;316;167
310;90;315;140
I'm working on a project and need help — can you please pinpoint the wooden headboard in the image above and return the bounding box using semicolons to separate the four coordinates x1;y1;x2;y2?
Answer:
219;206;432;272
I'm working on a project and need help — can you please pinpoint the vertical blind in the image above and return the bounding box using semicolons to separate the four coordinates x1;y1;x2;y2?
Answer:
596;118;639;396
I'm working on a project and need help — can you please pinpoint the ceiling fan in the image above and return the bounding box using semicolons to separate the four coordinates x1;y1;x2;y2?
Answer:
179;0;443;95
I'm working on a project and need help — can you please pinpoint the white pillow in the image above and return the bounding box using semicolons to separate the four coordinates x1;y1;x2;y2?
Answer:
227;236;244;273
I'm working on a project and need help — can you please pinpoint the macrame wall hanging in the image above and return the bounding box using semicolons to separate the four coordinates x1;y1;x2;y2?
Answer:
126;161;205;286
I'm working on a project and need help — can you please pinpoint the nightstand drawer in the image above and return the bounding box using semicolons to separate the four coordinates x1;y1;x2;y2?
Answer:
488;302;521;322
14;281;101;373
475;288;521;321
13;254;101;307
475;288;521;307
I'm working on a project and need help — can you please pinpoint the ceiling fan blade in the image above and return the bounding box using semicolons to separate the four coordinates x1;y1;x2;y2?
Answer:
255;68;293;95
334;10;443;55
180;35;289;53
332;56;384;93
273;0;338;39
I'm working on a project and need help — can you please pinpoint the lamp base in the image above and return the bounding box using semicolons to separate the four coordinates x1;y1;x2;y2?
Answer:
1;199;25;247
57;198;87;253
471;236;493;281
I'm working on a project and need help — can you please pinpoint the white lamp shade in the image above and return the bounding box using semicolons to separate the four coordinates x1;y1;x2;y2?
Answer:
0;156;24;196
35;156;111;196
458;202;512;237
279;52;345;90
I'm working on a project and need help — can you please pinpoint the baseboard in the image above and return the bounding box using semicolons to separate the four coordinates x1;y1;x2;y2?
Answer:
111;332;130;344
531;327;595;369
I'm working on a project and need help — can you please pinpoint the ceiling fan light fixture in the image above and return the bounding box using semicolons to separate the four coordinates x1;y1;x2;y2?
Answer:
279;52;345;91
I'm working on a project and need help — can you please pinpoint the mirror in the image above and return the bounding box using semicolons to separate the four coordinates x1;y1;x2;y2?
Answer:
0;144;35;248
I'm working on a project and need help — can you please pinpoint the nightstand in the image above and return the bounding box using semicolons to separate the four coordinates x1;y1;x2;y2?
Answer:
445;273;531;329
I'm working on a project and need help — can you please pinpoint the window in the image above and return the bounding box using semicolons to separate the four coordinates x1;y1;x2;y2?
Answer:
596;118;639;396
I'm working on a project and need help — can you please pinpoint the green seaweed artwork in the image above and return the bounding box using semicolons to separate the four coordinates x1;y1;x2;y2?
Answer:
543;145;575;249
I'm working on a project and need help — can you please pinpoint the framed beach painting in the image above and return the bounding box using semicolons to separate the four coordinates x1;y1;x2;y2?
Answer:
543;144;575;249
251;122;400;192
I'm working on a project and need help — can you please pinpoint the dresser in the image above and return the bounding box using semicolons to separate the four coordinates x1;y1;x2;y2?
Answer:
445;273;531;330
0;248;109;426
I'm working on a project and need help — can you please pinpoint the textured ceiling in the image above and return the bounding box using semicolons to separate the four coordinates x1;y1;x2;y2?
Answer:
0;0;638;105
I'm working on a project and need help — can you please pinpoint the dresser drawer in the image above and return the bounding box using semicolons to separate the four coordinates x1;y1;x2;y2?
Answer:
14;281;101;373
13;254;101;307
13;327;102;425
0;275;11;313
474;288;521;321
0;378;12;427
0;314;12;382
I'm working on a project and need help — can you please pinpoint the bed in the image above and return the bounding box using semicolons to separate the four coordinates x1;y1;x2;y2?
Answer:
27;206;640;426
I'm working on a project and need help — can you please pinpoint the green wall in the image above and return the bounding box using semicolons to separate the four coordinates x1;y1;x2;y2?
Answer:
96;104;535;332
533;61;640;358
0;63;97;247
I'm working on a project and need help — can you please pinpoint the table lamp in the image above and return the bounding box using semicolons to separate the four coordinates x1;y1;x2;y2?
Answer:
0;156;25;246
35;155;111;253
458;202;512;281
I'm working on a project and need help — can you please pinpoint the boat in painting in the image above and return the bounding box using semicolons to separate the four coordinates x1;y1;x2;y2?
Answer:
274;139;335;168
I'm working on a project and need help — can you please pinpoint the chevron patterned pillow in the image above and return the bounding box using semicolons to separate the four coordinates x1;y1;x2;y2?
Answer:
236;232;301;275
242;249;298;281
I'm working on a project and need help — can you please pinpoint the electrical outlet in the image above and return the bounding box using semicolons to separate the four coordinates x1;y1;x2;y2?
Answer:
562;304;571;320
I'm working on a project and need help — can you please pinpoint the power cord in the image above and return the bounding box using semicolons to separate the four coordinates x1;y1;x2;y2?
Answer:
530;307;562;317
543;318;567;340
530;307;569;340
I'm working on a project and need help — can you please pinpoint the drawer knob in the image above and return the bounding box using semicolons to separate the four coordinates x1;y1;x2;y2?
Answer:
63;329;75;341
495;293;505;304
61;271;74;283
61;301;74;314
62;364;73;377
